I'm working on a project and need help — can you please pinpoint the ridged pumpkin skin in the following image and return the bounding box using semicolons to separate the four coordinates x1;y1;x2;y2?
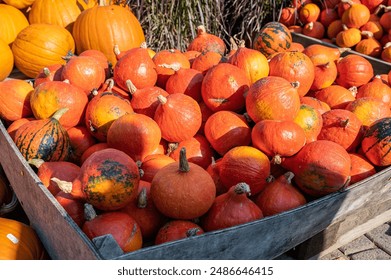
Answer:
335;54;374;88
3;0;36;9
361;117;391;166
245;76;301;123
317;109;363;152
314;85;356;109
0;79;33;122
349;153;376;185
251;120;306;163
0;4;29;45
216;146;271;195
72;148;140;211
201;63;250;112
204;110;251;156
0;217;45;260
107;113;162;162
282;140;351;197
253;21;292;57
72;3;145;66
294;104;323;143
14;108;71;162
129;85;169;119
341;2;370;28
0;38;14;81
12;23;75;78
165;68;204;102
151;148;216;220
29;0;82;32
356;76;391;107
30;81;88;129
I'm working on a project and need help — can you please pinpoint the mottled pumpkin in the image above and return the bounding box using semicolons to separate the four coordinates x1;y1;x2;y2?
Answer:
253;22;292;57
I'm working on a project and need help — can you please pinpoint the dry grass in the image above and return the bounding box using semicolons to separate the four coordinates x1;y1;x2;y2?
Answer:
125;0;285;52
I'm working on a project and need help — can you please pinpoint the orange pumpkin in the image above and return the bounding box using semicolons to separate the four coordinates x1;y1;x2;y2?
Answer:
314;84;356;109
335;25;362;48
356;75;391;107
348;153;376;185
165;67;203;102
335;54;374;88
341;0;371;28
72;1;145;66
12;24;75;78
299;3;321;24
0;3;29;45
253;21;292;57
302;21;325;39
346;97;391;127
0;38;13;82
300;96;331;115
66;125;97;165
3;0;35;9
293;104;323;142
355;31;382;57
155;220;204;245
140;154;175;183
191;51;223;75
187;25;226;55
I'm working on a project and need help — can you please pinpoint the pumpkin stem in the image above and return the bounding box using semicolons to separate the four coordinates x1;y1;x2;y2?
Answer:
51;108;69;121
61;50;74;62
318;62;330;69
27;158;45;169
140;42;148;49
266;175;275;183
166;142;179;156
196;25;206;36
158;63;181;72
341;0;353;5
383;42;391;49
126;79;137;94
186;228;201;237
137;187;148;208
340;118;350;127
0;192;18;216
179;147;190;173
113;44;121;57
271;155;282;165
157;95;168;105
361;30;374;38
43;67;51;77
348;86;357;97
291;81;300;89
338;47;351;54
374;4;386;15
98;0;105;6
84;203;97;221
51;177;73;193
229;37;239;51
233;182;251;196
284;171;295;184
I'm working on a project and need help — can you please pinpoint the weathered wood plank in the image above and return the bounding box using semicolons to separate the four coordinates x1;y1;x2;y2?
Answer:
0;120;101;260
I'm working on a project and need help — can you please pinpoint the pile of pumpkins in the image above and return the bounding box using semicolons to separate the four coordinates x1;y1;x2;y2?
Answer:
279;0;391;61
1;0;391;258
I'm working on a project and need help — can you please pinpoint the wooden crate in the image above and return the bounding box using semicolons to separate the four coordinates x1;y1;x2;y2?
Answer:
2;119;391;260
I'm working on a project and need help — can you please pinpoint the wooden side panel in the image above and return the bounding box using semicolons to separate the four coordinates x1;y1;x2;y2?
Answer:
0;121;101;260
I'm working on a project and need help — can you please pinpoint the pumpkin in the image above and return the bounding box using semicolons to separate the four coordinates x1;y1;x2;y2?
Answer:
245;76;301;123
279;6;297;26
299;3;321;24
29;80;88;129
155;220;204;245
167;134;214;170
302;44;348;65
317;109;363;152
341;0;371;28
311;61;338;91
0;79;33;122
121;183;168;241
140;154;175;183
360;20;384;41
33;64;64;87
302;21;325;39
335;54;374;88
82;204;142;253
55;191;85;227
294;104;324;142
150;147;216;220
0;3;29;45
253;21;292;57
356;75;391;107
355;31;382;57
153;93;202;143
3;0;35;9
66;125;97;165
379;7;391;31
227;41;269;85
14;108;71;162
28;158;81;196
201;63;250;112
251;120;307;164
348;153;376;185
281;140;351;197
254;172;307;217
6;117;33;141
300;96;331;115
187;25;226;55
0;38;13;82
12;23;75;78
382;43;391;63
61;55;106;96
79;49;111;79
152;48;191;88
215;146;271;195
201;182;263;232
72;0;145;66
165;67;204;102
345;97;391;127
335;25;362;48
319;8;339;27
204;110;251;156
28;0;82;32
107;113;162;162
314;84;356;109
80;142;109;165
361;0;384;13
190;51;223;75
84;91;133;142
113;44;158;91
268;51;315;97
327;19;344;39
55;148;140;211
0;217;45;260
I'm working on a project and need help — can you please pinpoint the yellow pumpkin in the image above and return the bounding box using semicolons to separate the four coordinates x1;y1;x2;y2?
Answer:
0;217;45;260
0;3;29;45
72;0;145;66
0;38;14;81
2;0;35;9
12;23;75;78
29;0;82;32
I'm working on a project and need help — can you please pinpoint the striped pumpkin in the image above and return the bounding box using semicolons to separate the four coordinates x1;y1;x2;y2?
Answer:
14;108;71;162
253;22;292;58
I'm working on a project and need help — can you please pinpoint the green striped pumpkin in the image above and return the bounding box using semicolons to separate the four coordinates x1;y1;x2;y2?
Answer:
14;108;71;162
253;21;292;58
